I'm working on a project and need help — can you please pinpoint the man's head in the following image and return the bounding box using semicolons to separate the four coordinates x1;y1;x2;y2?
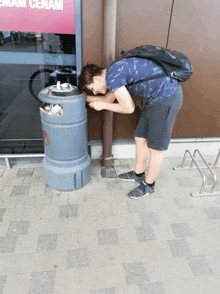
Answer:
78;64;108;95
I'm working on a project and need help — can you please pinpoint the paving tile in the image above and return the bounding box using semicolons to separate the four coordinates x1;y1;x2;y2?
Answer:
109;241;172;265
22;205;60;220
139;282;165;294
115;285;140;294
60;204;78;218
2;168;19;178
15;195;36;207
119;159;134;166
167;239;191;257
164;275;220;294
33;167;44;177
2;156;220;293
6;177;24;186
97;229;119;245
0;169;4;177
7;220;30;236
0;176;9;186
34;194;53;206
106;179;124;192
0;185;13;196
113;159;123;167
146;255;193;282
87;246;112;267
153;224;175;241
176;176;196;187
67;248;90;268
117;227;138;244
110;200;129;215
29;185;46;196
0;209;5;222
91;287;116;294
10;185;30;197
187;256;213;276
0;198;17;210
2;273;31;294
78;265;125;289
14;235;38;253
0;251;67;275
3;207;24;221
78;201;113;217
36;234;57;251
203;207;220;219
29;270;56;294
0;236;17;253
17;168;34;177
126;199;151;213
0;275;7;294
174;198;193;209
57;228;98;251
32;176;46;186
54;268;81;292
123;262;149;284
136;226;156;242
28;219;80;235
171;223;193;238
101;166;117;178
0;222;10;237
163;278;199;294
95;213;142;230
139;211;160;226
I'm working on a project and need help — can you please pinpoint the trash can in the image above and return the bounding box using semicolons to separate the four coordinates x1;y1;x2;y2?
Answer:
38;83;91;191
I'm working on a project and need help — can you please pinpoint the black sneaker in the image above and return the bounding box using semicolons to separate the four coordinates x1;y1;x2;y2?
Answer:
118;171;145;183
128;181;155;199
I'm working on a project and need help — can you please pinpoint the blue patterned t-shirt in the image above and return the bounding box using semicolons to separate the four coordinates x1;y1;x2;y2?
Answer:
106;57;179;104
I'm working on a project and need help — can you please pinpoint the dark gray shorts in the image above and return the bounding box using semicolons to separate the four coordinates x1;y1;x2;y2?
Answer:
134;85;183;151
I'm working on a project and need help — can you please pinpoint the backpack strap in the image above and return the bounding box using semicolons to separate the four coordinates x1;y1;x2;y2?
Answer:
126;73;167;87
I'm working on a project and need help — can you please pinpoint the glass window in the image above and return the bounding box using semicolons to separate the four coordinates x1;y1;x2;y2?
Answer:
0;31;76;154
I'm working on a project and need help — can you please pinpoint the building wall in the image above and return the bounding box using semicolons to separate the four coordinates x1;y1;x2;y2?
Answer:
83;0;220;141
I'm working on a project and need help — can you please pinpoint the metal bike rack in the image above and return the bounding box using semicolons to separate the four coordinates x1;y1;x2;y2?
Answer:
212;149;220;168
0;154;45;169
173;149;220;197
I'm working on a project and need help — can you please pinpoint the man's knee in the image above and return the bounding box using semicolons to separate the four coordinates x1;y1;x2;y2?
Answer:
134;137;147;145
148;148;164;159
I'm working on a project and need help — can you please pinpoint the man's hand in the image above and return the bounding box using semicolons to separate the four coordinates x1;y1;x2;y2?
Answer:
89;101;107;111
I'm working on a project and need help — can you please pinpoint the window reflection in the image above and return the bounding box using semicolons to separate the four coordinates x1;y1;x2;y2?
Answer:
0;31;76;154
0;31;75;55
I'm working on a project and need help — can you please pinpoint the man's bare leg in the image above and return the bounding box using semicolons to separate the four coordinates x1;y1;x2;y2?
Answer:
128;147;164;198
145;148;164;184
134;137;149;174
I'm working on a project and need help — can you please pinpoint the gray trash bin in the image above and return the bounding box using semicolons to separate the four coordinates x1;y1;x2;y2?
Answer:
38;83;91;191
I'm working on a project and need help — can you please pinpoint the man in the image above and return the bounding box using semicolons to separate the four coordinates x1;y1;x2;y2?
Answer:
78;57;183;199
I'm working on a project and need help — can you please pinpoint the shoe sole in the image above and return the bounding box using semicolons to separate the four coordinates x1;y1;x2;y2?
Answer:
119;178;135;182
119;178;144;183
128;189;156;199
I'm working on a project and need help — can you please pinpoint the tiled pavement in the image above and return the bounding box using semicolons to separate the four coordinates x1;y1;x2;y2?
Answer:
1;156;220;294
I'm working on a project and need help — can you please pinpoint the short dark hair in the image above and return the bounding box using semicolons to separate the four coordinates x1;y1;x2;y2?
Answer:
78;63;104;93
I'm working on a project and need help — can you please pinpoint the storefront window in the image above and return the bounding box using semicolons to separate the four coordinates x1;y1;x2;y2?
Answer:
0;31;76;154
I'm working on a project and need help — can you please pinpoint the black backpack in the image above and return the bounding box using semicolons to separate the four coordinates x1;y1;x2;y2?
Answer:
109;45;193;86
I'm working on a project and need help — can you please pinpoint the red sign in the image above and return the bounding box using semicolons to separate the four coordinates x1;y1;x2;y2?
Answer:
0;0;75;34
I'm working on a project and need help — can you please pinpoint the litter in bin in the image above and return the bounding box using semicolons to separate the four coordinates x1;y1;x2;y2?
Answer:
40;103;63;115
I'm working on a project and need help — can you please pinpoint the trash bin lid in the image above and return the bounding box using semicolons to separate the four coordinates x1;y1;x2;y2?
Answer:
49;83;80;97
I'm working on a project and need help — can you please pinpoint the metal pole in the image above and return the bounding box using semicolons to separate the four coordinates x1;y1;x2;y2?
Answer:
75;0;83;84
102;0;117;167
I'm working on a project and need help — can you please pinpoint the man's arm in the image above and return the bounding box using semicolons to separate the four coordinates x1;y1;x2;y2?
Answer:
89;86;135;114
86;91;116;103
